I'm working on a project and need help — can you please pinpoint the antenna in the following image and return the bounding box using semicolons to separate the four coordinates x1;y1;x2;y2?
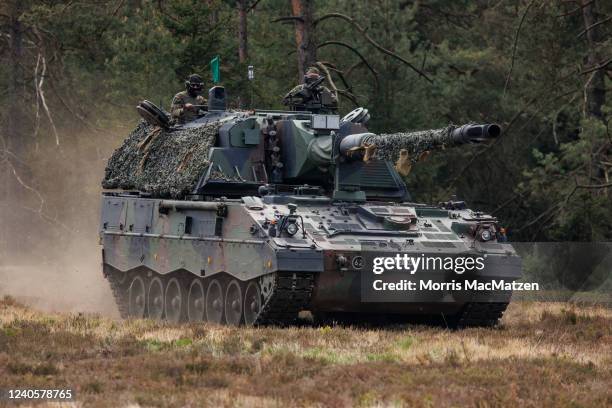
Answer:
248;65;254;108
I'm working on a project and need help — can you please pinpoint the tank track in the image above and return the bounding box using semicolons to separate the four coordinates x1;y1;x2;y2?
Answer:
254;272;315;326
104;268;505;328
103;268;315;326
105;270;130;319
454;302;509;328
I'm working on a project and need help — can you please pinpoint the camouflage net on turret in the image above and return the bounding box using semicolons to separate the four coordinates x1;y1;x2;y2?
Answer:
371;126;455;163
102;120;221;198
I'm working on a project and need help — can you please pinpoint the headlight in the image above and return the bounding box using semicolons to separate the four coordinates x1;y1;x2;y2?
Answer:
285;222;299;236
480;229;492;241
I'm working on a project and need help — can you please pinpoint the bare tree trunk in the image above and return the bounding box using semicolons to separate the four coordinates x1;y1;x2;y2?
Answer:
2;0;26;258
580;0;608;193
237;0;248;63
581;0;605;120
208;0;218;26
290;0;316;79
7;0;26;156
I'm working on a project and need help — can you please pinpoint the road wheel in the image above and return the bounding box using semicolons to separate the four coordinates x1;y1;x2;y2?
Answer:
148;277;165;320
187;278;205;322
225;279;243;326
164;277;185;323
243;280;262;326
205;279;224;323
127;275;146;318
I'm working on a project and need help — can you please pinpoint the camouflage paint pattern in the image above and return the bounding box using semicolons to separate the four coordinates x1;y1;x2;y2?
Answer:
101;100;519;319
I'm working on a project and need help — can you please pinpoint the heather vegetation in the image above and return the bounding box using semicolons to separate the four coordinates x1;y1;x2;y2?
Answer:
0;297;610;406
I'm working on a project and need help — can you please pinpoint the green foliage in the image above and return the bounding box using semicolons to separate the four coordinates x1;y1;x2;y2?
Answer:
1;0;610;242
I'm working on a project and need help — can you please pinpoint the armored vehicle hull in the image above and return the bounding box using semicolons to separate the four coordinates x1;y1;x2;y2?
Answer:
101;88;521;327
101;194;520;326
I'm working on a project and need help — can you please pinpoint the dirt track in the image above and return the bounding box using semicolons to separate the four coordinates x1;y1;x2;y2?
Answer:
0;298;610;407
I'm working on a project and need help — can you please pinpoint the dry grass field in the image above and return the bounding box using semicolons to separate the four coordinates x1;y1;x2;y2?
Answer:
0;297;610;407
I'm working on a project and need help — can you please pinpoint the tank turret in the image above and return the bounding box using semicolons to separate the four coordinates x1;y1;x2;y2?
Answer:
104;98;500;203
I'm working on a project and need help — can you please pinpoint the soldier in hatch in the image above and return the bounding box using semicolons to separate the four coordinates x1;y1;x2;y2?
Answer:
283;67;338;113
171;74;208;123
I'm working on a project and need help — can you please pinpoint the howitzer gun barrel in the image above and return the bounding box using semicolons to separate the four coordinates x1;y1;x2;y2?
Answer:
339;123;500;163
449;123;500;144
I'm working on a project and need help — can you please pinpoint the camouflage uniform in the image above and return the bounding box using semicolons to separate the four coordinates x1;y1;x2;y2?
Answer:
283;66;338;113
171;91;207;124
283;84;338;109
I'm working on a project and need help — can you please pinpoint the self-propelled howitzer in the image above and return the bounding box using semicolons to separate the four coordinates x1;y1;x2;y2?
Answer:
100;87;521;327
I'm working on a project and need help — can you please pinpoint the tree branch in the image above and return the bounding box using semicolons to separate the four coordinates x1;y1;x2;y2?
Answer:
314;61;359;107
95;0;127;40
33;53;42;147
315;61;337;94
582;70;596;118
317;41;378;87
345;60;364;77
246;0;262;12
318;61;353;93
503;0;536;96
515;202;562;233
490;192;523;216
156;0;178;24
577;15;612;38
580;56;612;75
336;89;359;107
0;145;70;233
557;0;594;18
516;172;612;236
36;55;60;145
110;0;126;17
314;12;432;83
272;16;304;23
576;181;612;189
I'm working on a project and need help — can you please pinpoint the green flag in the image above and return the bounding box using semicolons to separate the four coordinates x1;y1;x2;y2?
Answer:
211;56;220;83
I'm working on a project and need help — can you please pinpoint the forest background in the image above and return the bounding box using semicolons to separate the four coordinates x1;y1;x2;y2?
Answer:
0;0;611;264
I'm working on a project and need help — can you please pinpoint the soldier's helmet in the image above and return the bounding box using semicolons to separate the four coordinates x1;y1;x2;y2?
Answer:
185;74;204;96
304;66;321;84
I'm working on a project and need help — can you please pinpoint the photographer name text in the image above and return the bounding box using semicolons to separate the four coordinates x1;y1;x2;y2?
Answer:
373;279;539;291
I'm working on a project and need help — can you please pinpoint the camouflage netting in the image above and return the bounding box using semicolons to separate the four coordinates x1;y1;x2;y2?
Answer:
370;126;455;163
102;120;221;198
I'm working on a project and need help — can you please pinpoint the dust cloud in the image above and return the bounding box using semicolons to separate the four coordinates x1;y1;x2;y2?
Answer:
0;241;119;317
0;125;132;317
